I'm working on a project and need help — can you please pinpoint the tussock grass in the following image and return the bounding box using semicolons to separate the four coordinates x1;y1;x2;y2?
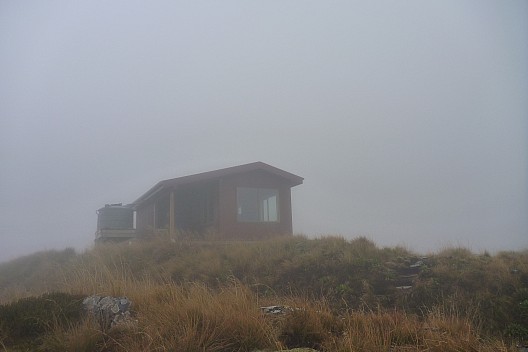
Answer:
4;280;512;351
129;281;277;351
329;308;511;352
0;235;526;351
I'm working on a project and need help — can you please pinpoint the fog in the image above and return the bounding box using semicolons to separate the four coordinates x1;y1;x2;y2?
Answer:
1;1;527;263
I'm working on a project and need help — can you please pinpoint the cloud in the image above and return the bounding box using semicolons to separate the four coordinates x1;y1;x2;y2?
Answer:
1;1;527;262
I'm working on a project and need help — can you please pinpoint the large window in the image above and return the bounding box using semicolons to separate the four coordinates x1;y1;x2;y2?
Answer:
237;187;279;222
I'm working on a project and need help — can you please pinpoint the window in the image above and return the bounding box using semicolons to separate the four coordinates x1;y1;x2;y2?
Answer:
237;187;279;222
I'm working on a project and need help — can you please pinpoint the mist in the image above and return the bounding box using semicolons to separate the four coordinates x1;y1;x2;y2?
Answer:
1;1;527;263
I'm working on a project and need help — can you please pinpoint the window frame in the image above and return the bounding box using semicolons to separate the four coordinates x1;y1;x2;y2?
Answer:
236;187;280;223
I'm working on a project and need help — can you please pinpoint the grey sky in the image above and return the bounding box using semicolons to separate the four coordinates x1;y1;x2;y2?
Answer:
1;1;527;263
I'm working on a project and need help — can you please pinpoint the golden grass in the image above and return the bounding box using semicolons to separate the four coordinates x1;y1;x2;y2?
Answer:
0;235;526;351
32;278;515;352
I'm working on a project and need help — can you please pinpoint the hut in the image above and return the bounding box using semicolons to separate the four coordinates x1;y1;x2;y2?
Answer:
134;162;303;239
95;162;303;242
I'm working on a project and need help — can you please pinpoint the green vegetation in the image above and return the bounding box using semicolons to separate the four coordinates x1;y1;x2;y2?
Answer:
0;292;84;350
0;235;526;351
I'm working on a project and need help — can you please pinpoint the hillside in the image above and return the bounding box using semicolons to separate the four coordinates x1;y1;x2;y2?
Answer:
0;235;527;351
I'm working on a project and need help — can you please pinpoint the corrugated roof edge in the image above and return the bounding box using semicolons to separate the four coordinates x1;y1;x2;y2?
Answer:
132;161;303;206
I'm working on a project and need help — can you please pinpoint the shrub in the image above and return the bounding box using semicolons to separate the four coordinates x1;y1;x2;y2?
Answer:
0;292;84;349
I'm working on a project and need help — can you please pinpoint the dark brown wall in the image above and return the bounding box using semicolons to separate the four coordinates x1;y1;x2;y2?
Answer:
136;169;295;239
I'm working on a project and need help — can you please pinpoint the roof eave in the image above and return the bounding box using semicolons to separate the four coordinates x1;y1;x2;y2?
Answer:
132;162;303;206
132;183;165;206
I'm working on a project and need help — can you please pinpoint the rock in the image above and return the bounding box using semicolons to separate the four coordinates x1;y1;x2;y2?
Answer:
410;260;424;268
83;295;133;331
260;305;295;315
396;285;412;290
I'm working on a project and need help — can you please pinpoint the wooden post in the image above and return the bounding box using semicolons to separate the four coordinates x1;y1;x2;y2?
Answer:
169;190;175;237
